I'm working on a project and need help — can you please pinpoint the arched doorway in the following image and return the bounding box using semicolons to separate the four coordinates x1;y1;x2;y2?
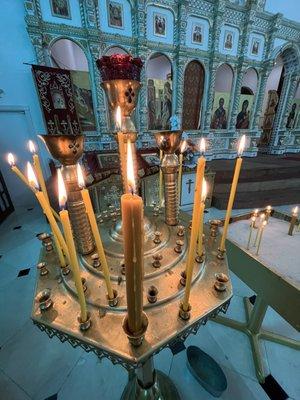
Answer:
104;46;129;56
211;64;233;129
236;68;258;129
146;53;172;130
49;38;96;132
182;61;205;130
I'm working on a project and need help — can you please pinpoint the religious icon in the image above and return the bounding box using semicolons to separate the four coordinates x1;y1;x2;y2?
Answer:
236;98;251;129
108;1;123;28
162;81;172;129
286;103;297;129
147;79;156;130
211;96;227;129
192;24;203;44
51;89;66;109
154;13;166;37
50;0;71;19
260;90;279;145
224;31;233;50
147;78;172;130
251;39;260;56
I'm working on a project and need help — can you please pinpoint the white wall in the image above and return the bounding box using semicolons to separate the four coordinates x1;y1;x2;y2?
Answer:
215;64;233;92
50;39;89;71
146;55;172;80
242;68;258;94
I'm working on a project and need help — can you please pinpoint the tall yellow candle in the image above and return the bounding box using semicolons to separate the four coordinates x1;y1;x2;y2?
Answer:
182;152;206;312
219;135;246;252
116;106;128;193
26;162;70;263
178;140;186;204
121;139;144;333
29;140;50;205
159;149;163;207
7;153;60;221
57;168;88;322
77;164;114;299
197;180;207;258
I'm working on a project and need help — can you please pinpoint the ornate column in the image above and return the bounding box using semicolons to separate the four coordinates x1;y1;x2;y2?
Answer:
204;62;218;130
228;64;242;131
136;1;147;133
200;60;210;131
30;34;46;66
250;66;270;130
174;56;185;128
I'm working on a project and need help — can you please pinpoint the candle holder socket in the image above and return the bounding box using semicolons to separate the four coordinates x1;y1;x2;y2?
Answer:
81;277;87;293
37;289;53;311
177;225;185;237
38;233;54;252
147;286;158;303
120;260;126;275
91;253;101;268
195;253;204;264
174;240;184;254
78;312;91;331
153;231;162;244
217;248;226;260
180;270;186;286
214;273;229;292
122;312;149;347
61;265;70;276
107;289;119;307
209;220;221;237
179;302;191;320
152;254;163;268
153;206;159;217
37;262;49;276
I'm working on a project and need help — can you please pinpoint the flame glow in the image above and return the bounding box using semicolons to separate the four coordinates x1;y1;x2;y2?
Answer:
7;153;15;166
126;139;135;193
267;205;271;211
76;163;85;189
27;162;39;189
201;178;207;202
57;168;67;209
293;206;298;215
115;106;122;131
180;140;187;154
263;220;267;227
200;138;206;154
28;140;36;154
238;135;246;156
251;216;256;222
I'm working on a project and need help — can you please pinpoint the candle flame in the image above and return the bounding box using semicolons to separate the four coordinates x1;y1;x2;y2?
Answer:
254;208;258;214
263;220;267;227
238;135;246;156
7;153;15;166
180;140;187;154
200;138;206;154
27;161;39;189
115;106;122;131
28;140;36;154
76;163;85;189
260;213;265;220
201;178;207;202
57;168;67;209
293;206;298;214
126;139;135;193
267;205;271;211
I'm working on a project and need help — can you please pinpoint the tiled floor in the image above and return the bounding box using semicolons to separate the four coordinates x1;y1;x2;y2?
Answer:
0;205;299;400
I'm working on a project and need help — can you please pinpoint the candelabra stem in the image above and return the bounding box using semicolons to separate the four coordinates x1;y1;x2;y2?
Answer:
161;154;179;226
121;356;181;399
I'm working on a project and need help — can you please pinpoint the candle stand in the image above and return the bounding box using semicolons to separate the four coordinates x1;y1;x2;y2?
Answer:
32;210;232;399
39;134;94;255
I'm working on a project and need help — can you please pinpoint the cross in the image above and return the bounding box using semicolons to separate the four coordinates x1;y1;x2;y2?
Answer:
47;120;55;134
186;178;194;194
61;120;68;132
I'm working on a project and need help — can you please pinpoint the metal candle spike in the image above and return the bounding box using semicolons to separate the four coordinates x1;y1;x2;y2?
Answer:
154;130;182;226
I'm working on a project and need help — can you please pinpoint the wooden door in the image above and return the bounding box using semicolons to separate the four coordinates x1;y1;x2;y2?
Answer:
182;61;205;130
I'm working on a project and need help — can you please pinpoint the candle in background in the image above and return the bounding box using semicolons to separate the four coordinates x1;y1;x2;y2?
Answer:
288;206;298;236
254;213;265;246
159;149;163;207
256;220;267;255
121;139;145;334
57;168;88;323
116;106;128;193
178;140;186;204
77;164;114;300
182;148;206;313
196;179;208;261
219;135;246;254
253;208;259;228
265;205;272;222
8;153;60;221
246;216;256;250
27;162;70;264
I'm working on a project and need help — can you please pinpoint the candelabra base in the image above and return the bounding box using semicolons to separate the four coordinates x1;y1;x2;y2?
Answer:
121;370;181;400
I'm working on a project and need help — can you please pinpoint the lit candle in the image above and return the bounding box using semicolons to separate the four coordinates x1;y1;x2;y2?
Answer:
256;220;267;255
182;145;206;312
26;162;70;264
246;216;256;250
178;140;186;204
254;213;265;246
265;205;272;222
159;149;163;207
116;106;128;193
288;206;298;236
77;163;114;300
8;153;60;221
219;135;246;253
121;139;144;333
57;168;88;322
253;209;259;228
196;179;208;260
